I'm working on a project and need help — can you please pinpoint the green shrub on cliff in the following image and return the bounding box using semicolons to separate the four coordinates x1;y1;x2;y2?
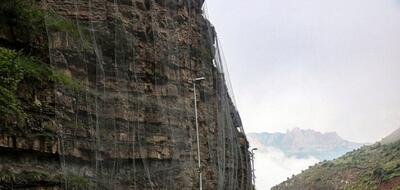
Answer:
0;0;79;48
0;47;78;119
0;0;45;45
0;169;16;183
45;9;77;34
65;173;91;189
0;47;29;118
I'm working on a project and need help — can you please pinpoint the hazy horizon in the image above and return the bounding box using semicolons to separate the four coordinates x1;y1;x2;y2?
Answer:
248;126;397;143
206;0;400;143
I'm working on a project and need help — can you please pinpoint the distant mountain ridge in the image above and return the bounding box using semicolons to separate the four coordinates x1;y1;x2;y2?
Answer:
248;128;363;160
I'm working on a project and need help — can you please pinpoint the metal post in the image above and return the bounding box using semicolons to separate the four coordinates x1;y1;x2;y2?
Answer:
193;77;205;190
251;148;258;189
252;154;255;187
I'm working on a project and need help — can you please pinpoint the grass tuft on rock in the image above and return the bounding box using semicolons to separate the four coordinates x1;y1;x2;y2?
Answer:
0;47;79;120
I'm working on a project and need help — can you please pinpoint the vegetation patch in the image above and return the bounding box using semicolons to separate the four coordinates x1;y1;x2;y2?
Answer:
65;173;91;189
273;140;400;190
0;0;45;46
0;169;91;189
45;9;77;34
0;0;81;47
0;169;16;183
0;47;79;121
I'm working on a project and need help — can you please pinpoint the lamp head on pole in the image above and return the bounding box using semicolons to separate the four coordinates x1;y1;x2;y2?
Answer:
194;77;206;81
251;148;258;154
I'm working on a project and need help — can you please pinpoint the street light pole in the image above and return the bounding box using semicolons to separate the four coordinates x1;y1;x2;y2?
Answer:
251;148;258;188
193;77;205;190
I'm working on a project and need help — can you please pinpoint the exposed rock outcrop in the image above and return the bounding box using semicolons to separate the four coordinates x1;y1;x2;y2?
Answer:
0;0;252;189
248;128;363;160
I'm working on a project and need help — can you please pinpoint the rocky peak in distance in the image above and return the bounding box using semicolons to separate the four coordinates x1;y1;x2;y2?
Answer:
248;128;364;160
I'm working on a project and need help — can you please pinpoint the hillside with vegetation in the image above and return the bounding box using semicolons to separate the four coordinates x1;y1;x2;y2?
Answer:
272;132;400;190
382;128;400;145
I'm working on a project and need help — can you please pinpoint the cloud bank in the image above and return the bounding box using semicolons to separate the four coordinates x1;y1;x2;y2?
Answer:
254;147;319;190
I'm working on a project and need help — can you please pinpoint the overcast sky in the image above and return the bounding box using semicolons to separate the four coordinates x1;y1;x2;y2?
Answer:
205;0;400;143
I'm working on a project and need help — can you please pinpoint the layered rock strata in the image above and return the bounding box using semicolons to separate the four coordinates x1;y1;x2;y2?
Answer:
0;0;252;189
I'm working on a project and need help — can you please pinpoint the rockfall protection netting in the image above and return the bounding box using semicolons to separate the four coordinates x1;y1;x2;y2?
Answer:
44;0;252;189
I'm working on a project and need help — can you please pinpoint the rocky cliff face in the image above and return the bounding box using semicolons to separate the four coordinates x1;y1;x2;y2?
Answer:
0;0;252;189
